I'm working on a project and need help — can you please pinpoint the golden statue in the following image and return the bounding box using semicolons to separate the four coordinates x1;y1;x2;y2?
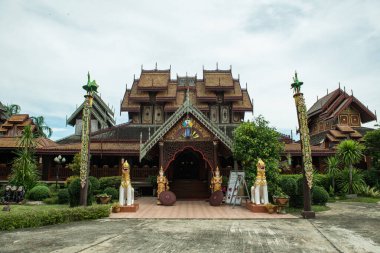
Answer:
157;166;169;204
250;159;269;205
210;166;223;192
119;160;134;206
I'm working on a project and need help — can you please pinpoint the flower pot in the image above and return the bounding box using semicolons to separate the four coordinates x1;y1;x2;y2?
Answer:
98;196;111;204
275;197;289;206
112;207;121;213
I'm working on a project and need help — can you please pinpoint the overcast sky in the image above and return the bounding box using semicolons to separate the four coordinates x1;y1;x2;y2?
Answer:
1;0;379;140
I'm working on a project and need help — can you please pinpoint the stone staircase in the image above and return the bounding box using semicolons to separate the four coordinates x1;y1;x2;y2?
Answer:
170;180;210;199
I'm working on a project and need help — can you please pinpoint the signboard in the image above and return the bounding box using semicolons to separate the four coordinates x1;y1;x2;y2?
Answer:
225;171;245;205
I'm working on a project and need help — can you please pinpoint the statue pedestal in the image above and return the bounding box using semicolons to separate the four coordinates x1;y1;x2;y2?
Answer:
246;202;276;213
120;203;139;213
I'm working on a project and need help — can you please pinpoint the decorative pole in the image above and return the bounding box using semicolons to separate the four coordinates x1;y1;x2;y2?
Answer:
80;72;98;206
291;72;315;219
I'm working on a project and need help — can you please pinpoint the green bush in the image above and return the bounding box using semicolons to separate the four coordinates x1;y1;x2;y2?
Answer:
279;177;298;196
363;168;379;188
0;205;110;231
336;168;366;194
58;188;70;204
104;187;118;201
43;196;58;204
28;185;51;201
99;176;121;191
89;176;100;192
312;186;329;205
48;184;61;193
313;174;331;192
68;178;93;207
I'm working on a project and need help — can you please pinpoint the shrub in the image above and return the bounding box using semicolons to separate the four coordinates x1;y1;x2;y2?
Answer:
65;176;79;187
313;174;331;192
99;176;121;191
49;184;60;193
279;177;298;196
89;176;100;192
363;168;379;188
336;168;366;194
104;187;119;201
312;186;329;205
68;178;93;207
28;185;51;201
57;188;70;204
0;205;110;231
43;196;58;204
358;185;380;198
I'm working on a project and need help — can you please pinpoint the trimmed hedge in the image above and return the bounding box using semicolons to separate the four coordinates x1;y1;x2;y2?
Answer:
28;186;51;201
104;187;119;201
0;205;110;231
312;186;329;205
279;177;298;196
99;176;121;191
68;178;93;207
58;189;70;204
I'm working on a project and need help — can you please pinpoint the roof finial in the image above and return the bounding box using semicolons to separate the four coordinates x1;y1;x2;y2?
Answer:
317;96;319;101
338;82;341;90
141;64;143;71
327;89;329;95
351;89;353;96
238;74;240;80
245;82;247;90
133;74;135;80
169;64;171;70
216;62;218;70
230;64;232;71
155;62;157;70
344;86;346;94
202;65;204;71
375;110;377;121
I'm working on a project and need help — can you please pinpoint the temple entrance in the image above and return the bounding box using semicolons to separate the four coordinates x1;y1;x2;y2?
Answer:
166;148;210;199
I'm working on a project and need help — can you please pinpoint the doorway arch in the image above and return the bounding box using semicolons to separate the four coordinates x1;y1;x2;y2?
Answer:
165;147;212;199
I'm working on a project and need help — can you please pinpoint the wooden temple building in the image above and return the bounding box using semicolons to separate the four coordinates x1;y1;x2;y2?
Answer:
0;68;377;198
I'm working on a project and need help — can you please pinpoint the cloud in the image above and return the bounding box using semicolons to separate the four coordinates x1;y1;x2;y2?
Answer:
0;0;379;141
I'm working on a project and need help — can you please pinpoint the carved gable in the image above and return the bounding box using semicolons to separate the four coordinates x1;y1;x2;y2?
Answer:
164;115;212;140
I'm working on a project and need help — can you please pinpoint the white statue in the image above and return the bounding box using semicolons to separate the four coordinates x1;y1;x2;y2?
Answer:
119;160;134;206
251;158;269;205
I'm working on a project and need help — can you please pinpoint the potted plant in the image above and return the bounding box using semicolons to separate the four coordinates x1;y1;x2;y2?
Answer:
112;202;121;213
96;193;112;204
273;190;289;206
265;203;276;214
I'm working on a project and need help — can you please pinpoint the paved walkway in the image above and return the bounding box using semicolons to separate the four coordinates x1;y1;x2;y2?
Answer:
1;202;379;252
110;197;295;219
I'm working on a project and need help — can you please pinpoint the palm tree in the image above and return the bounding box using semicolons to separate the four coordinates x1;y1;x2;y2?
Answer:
5;104;21;117
337;140;364;194
10;125;39;190
326;156;340;193
31;116;53;138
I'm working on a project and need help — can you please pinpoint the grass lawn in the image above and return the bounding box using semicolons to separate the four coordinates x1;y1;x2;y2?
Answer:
287;205;330;214
0;204;68;215
337;197;380;203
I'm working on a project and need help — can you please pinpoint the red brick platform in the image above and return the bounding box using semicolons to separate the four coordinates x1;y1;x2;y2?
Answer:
120;203;139;212
110;197;295;219
246;202;277;213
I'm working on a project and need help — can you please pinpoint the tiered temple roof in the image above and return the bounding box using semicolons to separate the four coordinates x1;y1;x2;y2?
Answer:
121;67;253;117
0;114;35;137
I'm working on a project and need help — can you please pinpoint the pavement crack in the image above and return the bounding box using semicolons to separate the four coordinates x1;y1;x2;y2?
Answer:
308;220;343;253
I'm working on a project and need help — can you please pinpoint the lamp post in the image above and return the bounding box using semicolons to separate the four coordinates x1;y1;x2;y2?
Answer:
54;155;66;189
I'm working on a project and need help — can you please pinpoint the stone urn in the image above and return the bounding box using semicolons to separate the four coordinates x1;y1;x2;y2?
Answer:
96;194;112;204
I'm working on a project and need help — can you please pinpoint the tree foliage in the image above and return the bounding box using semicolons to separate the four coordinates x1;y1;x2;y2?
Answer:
4;104;21;118
31;116;52;138
364;128;380;169
326;156;340;192
233;115;284;193
9;125;39;190
337;140;364;194
68;152;81;175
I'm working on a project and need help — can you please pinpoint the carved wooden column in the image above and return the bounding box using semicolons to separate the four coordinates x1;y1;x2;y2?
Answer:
159;141;164;169
213;140;218;169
